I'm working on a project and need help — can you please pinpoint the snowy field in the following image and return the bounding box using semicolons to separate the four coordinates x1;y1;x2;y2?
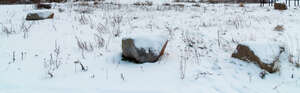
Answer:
1;1;300;93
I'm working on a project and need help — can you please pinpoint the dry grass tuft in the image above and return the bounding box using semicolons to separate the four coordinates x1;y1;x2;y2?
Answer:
274;25;284;31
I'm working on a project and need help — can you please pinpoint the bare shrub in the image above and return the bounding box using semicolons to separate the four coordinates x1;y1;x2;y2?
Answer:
20;21;33;39
179;56;187;80
182;32;201;65
226;16;244;29
110;15;123;37
75;36;94;59
75;36;94;52
120;73;125;81
74;7;94;14
43;41;62;78
165;24;178;40
96;22;107;34
94;34;105;48
78;14;89;24
1;23;16;36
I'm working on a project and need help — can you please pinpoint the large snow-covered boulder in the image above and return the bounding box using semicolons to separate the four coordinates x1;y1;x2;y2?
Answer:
232;41;284;73
122;32;168;63
26;11;54;20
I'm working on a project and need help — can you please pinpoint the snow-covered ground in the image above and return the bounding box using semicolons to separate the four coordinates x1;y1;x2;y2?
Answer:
1;1;300;93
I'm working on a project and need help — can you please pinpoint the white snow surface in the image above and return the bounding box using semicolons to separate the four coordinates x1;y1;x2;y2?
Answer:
240;41;282;64
1;1;300;93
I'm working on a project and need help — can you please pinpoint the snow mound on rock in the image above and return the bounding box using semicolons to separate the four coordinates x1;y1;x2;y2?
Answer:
123;32;168;55
240;41;283;64
29;10;53;19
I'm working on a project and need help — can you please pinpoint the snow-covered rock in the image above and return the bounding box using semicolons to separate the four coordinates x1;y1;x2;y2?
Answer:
26;11;54;20
36;4;51;9
122;32;168;63
232;41;284;73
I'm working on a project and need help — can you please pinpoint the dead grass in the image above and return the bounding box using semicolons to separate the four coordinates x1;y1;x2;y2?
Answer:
43;41;62;78
0;22;15;36
274;25;284;31
20;21;33;39
75;36;94;52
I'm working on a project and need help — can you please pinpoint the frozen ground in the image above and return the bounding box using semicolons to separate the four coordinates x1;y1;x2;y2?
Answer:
0;1;300;93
